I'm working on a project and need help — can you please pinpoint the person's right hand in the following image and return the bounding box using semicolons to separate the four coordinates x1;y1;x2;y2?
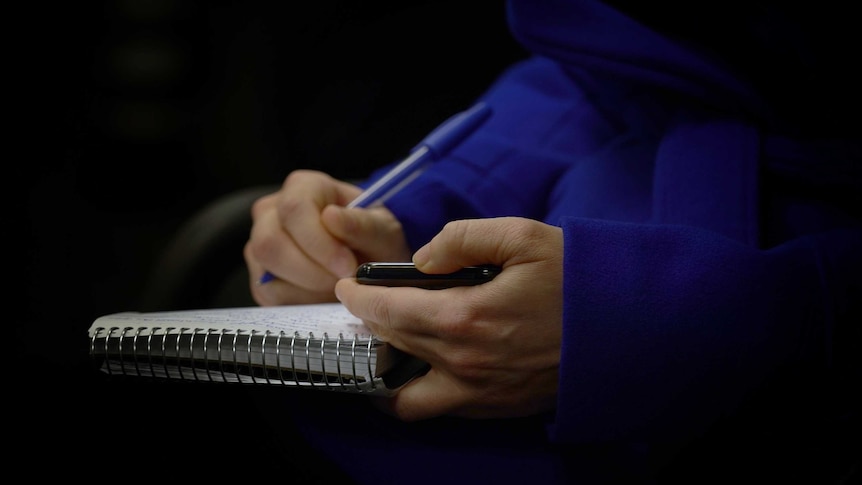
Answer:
244;169;411;306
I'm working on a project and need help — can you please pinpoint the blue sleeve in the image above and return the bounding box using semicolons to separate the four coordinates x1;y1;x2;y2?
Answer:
551;218;862;444
376;56;622;251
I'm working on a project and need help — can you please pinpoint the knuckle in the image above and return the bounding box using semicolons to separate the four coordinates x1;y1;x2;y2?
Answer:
434;315;493;374
434;303;479;340
249;195;272;219
442;219;471;245
282;169;316;187
500;217;550;256
503;217;540;240
275;193;304;221
277;170;326;219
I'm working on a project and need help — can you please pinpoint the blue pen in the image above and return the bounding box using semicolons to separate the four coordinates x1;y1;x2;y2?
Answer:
258;101;492;284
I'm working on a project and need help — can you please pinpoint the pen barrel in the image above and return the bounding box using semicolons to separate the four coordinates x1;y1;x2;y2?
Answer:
347;146;430;208
419;102;491;157
346;102;492;209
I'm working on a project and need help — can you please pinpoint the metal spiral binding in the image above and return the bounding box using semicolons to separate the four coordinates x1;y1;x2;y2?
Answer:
305;333;314;387
201;329;210;380
261;330;272;385
367;338;375;391
131;327;142;376
217;329;227;383
231;330;241;383
119;327;133;376
290;332;299;386
162;327;174;379
247;329;256;384
91;324;382;391
177;329;187;379
351;334;359;391
320;333;329;389
146;327;159;378
190;328;201;381
335;334;343;387
275;331;285;384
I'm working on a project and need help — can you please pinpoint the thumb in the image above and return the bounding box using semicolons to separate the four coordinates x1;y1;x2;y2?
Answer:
321;204;411;262
413;217;554;273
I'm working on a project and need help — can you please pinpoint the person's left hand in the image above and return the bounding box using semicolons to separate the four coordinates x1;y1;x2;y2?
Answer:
334;216;564;421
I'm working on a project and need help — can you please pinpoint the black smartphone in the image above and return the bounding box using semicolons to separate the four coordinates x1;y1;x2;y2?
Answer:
356;262;501;289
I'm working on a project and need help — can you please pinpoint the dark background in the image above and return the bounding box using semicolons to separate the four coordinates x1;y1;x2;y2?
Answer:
16;2;858;482
14;0;524;479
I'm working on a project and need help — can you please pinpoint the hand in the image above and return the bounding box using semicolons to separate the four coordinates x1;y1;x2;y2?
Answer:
244;169;411;306
334;217;564;421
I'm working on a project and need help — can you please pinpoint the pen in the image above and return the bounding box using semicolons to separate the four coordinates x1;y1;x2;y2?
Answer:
258;101;492;285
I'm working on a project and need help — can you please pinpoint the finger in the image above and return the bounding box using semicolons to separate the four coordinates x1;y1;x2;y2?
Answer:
249;191;277;220
246;207;340;289
276;171;363;278
247;271;339;307
413;217;556;273
244;242;338;306
245;193;280;285
321;205;411;262
334;277;477;355
374;368;469;421
246;258;339;306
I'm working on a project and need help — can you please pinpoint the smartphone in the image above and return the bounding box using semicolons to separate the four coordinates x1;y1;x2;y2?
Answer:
356;262;501;289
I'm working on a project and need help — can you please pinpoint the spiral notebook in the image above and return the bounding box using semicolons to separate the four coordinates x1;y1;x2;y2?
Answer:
87;303;429;395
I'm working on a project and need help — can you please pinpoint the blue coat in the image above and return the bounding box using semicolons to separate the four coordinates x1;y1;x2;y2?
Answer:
279;1;861;482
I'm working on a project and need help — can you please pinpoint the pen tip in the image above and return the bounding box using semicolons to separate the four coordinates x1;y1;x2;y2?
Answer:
257;272;275;285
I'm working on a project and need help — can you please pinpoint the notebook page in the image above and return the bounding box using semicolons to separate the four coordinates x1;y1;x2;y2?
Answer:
88;303;372;338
